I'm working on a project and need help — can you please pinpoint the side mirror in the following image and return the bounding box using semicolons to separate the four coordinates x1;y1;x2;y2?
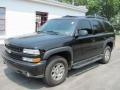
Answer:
77;29;88;36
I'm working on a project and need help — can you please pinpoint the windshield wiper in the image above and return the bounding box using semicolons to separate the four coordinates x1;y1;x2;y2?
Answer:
37;30;59;35
45;31;59;34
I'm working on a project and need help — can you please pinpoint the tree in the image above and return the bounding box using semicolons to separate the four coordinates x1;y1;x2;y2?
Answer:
86;0;100;15
57;0;87;5
86;0;120;20
57;0;120;21
99;0;119;20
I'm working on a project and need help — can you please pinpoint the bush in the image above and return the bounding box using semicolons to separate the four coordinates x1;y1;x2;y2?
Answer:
113;24;120;30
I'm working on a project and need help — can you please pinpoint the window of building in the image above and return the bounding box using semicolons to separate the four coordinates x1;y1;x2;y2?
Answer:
36;11;48;31
0;7;5;32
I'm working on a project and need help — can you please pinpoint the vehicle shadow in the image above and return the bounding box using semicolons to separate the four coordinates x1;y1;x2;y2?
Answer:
4;62;100;89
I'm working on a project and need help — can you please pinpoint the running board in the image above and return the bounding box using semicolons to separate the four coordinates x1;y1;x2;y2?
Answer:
72;55;103;69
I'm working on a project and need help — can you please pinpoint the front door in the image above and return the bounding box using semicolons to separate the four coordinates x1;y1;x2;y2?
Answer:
72;20;95;63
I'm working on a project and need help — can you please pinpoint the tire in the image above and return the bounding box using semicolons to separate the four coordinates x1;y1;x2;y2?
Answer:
44;56;68;86
100;46;112;64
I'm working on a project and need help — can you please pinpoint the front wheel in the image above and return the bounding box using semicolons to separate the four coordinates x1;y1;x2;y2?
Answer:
44;56;68;86
100;46;112;64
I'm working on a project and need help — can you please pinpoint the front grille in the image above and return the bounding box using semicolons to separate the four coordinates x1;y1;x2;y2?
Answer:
6;51;22;60
5;44;23;52
5;44;23;60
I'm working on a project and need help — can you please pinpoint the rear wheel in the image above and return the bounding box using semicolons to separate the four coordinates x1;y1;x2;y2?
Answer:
100;46;111;64
44;56;68;86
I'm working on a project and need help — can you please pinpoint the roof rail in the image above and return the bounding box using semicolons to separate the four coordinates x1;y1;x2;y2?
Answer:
62;15;79;18
86;15;108;20
62;15;108;20
62;15;85;19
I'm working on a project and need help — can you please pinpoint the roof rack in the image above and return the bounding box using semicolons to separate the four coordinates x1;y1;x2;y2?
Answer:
62;15;108;20
62;15;80;18
86;15;108;20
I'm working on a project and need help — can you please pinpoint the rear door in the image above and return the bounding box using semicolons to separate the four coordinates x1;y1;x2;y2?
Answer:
90;19;105;55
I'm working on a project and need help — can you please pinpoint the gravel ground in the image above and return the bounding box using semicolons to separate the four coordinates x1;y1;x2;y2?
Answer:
0;36;120;90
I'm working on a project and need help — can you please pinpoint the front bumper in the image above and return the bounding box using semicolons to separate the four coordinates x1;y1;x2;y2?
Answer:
1;50;46;78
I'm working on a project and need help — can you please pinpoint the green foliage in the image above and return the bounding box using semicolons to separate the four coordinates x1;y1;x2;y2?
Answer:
57;0;120;21
87;0;120;20
114;24;120;31
57;0;87;5
86;0;100;15
74;0;88;6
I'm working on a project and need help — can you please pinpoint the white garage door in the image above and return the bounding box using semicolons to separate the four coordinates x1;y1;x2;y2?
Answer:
0;7;5;32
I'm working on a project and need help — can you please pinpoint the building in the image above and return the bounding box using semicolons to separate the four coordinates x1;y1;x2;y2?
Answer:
0;0;88;38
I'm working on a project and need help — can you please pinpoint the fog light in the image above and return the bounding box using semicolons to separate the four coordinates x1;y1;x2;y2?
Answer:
22;57;41;63
26;72;30;77
32;58;41;63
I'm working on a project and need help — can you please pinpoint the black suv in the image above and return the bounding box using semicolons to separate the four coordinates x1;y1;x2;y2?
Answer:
2;16;115;86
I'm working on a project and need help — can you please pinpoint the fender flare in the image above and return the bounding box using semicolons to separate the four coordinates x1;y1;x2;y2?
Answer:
103;37;115;50
43;46;73;64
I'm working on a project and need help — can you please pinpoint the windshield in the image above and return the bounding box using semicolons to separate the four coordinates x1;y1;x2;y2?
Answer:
38;19;78;35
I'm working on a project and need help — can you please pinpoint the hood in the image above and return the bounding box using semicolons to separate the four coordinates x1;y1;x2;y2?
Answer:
6;32;72;50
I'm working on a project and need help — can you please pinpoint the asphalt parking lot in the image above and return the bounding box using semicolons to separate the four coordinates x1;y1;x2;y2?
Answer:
0;36;120;90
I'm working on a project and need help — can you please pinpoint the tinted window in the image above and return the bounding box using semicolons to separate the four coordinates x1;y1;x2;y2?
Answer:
91;20;104;34
78;20;92;34
104;21;114;32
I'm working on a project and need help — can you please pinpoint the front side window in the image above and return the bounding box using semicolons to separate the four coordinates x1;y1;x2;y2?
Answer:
38;19;78;35
0;7;5;31
91;20;104;34
78;20;92;35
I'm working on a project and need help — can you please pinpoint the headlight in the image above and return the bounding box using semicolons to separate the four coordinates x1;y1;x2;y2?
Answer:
23;49;40;55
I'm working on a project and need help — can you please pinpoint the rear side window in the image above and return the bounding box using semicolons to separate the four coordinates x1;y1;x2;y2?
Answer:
104;21;114;32
78;20;92;34
91;20;104;34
